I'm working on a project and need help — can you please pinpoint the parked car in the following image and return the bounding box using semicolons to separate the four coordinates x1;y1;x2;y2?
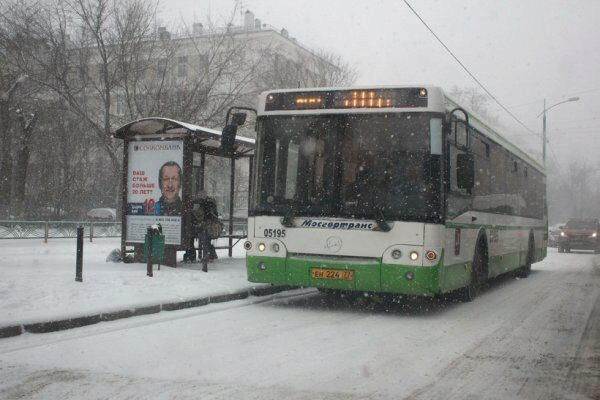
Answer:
558;218;600;253
37;206;68;219
86;208;117;221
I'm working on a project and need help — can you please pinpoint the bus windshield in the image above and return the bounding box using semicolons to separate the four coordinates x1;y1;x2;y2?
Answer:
252;113;443;223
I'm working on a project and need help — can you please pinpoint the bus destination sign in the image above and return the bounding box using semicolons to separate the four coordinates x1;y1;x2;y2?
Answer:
264;88;428;111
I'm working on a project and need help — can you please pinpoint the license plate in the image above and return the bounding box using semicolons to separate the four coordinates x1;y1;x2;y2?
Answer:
311;268;354;281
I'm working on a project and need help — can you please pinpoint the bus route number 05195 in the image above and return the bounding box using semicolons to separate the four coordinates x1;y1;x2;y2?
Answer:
264;228;286;238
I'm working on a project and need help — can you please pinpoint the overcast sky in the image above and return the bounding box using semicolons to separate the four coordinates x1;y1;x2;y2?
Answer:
158;0;600;171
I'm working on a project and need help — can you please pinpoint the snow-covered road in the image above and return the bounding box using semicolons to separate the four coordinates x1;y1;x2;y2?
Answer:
0;249;598;399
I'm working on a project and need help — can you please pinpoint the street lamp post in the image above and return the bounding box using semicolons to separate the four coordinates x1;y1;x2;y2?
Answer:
539;97;580;164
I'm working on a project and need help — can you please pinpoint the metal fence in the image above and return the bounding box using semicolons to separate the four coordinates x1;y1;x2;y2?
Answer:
0;220;121;241
0;219;247;241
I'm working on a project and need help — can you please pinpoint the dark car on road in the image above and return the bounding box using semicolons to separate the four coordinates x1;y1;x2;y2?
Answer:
558;218;600;253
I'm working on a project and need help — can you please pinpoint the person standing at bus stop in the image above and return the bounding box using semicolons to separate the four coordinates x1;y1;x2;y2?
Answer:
190;190;222;271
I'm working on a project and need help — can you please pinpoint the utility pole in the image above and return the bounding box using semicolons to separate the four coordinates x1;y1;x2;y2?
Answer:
539;96;579;166
542;99;546;163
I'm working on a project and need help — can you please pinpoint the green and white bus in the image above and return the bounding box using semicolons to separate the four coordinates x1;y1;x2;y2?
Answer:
243;86;547;300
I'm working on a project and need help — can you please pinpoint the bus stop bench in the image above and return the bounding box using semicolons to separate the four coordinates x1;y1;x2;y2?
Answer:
213;234;246;250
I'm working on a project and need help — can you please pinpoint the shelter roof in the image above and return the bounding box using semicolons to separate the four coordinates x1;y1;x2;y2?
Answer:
114;117;254;157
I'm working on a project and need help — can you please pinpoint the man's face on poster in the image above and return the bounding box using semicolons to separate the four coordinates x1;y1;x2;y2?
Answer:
160;165;181;203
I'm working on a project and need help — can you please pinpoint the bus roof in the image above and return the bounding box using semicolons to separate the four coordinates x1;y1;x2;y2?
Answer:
256;85;544;174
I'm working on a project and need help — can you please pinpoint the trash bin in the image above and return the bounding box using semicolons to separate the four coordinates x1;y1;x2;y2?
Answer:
143;231;165;263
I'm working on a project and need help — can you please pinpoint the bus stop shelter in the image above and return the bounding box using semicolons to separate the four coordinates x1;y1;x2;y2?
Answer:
114;117;255;267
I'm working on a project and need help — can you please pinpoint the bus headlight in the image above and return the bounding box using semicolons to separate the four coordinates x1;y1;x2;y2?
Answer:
425;250;437;261
591;232;597;238
391;249;402;259
244;241;252;250
271;243;280;252
560;231;566;237
258;243;266;252
409;251;419;261
258;262;267;270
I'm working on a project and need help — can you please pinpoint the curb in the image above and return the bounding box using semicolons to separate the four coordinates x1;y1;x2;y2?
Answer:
0;325;22;339
24;315;102;334
162;298;210;311
101;309;135;322
0;285;292;338
131;305;162;317
249;285;294;296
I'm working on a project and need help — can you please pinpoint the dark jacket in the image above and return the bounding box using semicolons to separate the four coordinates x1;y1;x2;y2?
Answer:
192;197;222;238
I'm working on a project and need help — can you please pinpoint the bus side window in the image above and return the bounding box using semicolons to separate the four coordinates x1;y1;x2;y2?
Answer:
470;136;491;212
449;146;470;194
447;141;472;218
456;120;468;148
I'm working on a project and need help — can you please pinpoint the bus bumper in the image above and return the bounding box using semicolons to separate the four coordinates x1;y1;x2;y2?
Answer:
246;254;441;297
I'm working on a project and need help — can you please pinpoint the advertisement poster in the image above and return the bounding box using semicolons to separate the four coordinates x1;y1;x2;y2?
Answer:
126;140;183;245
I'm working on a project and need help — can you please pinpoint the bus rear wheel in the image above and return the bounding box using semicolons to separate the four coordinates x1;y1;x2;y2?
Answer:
518;237;534;278
459;242;487;302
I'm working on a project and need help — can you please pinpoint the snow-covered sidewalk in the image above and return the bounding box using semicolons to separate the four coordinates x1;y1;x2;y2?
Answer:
0;237;267;332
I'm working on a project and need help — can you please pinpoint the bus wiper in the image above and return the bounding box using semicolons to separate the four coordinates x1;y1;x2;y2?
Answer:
374;210;391;232
281;201;296;227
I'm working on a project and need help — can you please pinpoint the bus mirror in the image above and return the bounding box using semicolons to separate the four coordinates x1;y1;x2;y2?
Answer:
457;153;474;190
220;124;238;155
231;112;247;126
448;107;470;148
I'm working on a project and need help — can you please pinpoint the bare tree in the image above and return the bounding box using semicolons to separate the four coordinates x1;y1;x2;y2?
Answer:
0;0;164;215
0;73;27;215
258;47;357;90
448;86;500;127
23;101;103;218
118;18;284;129
0;0;160;175
12;104;37;217
1;0;357;218
302;50;357;87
